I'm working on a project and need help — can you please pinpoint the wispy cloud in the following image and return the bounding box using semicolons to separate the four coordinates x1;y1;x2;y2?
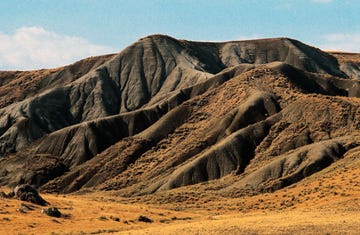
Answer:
0;26;114;70
320;33;360;52
237;35;262;41
274;2;293;10
311;0;333;3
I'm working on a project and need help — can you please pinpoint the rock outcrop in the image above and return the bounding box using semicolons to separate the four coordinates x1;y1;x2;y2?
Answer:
12;184;48;206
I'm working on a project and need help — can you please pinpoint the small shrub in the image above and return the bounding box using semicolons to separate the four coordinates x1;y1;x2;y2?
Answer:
110;215;120;222
160;219;171;223
98;215;107;221
138;215;153;223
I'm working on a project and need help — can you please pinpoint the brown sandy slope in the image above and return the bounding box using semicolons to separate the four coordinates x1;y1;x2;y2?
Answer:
330;52;360;79
0;54;115;109
0;35;360;211
31;62;360;197
0;35;351;156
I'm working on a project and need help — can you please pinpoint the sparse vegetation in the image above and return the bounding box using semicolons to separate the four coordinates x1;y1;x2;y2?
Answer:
98;215;108;221
138;215;153;223
109;215;120;222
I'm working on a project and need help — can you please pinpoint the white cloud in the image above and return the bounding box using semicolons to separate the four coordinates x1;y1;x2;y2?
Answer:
237;35;262;41
320;33;360;52
0;26;114;70
311;0;333;3
274;2;292;10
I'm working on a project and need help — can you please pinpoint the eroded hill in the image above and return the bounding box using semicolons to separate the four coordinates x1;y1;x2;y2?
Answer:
0;35;359;199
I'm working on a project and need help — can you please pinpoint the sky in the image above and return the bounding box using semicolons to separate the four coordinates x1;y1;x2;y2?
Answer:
0;0;359;70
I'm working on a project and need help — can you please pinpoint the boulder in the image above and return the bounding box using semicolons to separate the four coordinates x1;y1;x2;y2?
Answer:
41;207;62;218
13;184;48;206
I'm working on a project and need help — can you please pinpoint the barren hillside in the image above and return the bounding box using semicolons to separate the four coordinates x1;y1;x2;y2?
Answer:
0;35;359;201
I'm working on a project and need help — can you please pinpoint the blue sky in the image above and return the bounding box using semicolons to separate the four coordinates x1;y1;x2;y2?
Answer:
0;0;359;70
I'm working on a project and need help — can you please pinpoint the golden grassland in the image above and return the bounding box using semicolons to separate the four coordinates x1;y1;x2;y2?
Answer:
329;52;360;64
1;158;360;235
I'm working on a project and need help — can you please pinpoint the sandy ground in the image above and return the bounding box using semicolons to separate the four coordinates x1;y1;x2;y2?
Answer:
1;188;359;235
119;210;360;235
1;148;359;234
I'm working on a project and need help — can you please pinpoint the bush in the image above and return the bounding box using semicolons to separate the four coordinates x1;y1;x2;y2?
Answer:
138;215;153;223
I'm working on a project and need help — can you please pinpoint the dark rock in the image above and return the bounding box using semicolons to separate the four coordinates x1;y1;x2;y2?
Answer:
13;184;48;206
17;203;35;213
138;215;153;223
41;207;62;218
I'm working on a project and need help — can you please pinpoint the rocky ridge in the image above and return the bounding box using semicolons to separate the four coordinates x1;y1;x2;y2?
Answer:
0;35;359;198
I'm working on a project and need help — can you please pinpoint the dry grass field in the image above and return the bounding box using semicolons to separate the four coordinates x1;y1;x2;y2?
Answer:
0;190;198;235
1;154;359;235
330;52;360;64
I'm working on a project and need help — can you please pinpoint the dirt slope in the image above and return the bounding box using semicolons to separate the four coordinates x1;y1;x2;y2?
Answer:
0;35;360;201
